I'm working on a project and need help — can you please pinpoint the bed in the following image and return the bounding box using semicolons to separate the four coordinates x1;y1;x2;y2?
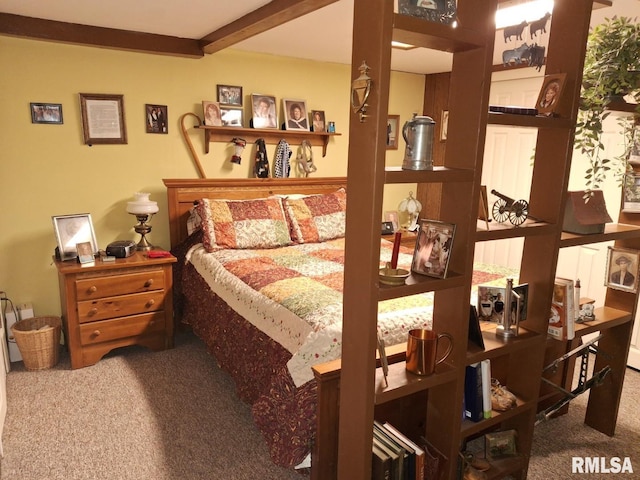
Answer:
163;177;514;478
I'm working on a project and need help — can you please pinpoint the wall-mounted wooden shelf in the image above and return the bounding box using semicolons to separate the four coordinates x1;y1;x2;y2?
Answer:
195;125;341;157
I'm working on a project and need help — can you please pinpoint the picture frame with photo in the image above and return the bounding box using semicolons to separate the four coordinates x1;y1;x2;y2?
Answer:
411;219;455;278
145;104;168;134
622;173;640;213
398;0;457;25
384;211;400;232
79;93;127;145
605;246;640;293
536;73;566;117
217;84;243;107
30;102;63;124
76;241;95;264
387;115;399;150
52;213;98;262
251;94;277;129
311;110;326;132
283;98;310;131
220;107;243;127
202;101;222;126
440;110;449;141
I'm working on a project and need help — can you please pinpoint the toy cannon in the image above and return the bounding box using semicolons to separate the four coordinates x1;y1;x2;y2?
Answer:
491;189;530;226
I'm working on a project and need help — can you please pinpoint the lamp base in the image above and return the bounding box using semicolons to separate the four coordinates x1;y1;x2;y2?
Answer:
133;214;154;251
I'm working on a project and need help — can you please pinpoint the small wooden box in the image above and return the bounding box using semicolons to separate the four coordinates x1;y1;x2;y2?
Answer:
562;190;612;235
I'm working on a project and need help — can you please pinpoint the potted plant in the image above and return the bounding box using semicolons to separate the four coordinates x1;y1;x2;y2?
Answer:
575;16;640;195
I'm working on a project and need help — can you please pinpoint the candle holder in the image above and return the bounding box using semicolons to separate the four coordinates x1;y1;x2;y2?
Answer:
126;192;159;251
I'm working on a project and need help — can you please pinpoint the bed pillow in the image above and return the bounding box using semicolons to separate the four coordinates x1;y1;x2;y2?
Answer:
283;188;347;243
196;197;292;251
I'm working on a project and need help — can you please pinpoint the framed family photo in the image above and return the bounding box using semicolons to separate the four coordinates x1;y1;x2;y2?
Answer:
217;84;243;107
622;173;640;213
30;102;63;124
145;104;167;133
605;246;640;293
387;115;399;150
536;73;566;117
220;107;243;127
79;93;127;145
283;98;310;131
411;219;456;278
398;0;457;25
251;94;277;129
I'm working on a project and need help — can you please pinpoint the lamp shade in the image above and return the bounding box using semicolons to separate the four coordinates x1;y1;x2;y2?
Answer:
126;192;159;215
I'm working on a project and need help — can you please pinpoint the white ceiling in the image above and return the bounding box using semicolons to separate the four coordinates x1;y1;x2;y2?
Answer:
0;0;638;74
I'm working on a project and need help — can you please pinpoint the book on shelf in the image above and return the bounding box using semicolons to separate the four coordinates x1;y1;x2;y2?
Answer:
548;277;575;341
373;422;406;480
481;359;492;419
372;441;392;480
381;421;426;480
464;362;483;422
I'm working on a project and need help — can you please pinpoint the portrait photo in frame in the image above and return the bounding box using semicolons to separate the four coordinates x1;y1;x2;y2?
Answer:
79;93;127;145
52;213;98;262
145;104;167;133
411;219;456;278
217;84;243;107
605;246;640;293
202;101;222;126
398;0;457;25
536;73;566;117
250;94;277;129
30;102;63;124
622;173;640;213
387;115;399;150
311;110;326;132
283;99;310;131
220;107;243;127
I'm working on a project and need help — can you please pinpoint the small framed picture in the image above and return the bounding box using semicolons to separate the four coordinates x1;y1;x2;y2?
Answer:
536;73;566;117
411;219;456;278
398;0;457;25
79;93;127;145
145;104;167;134
30;102;63;124
76;241;95;264
440;110;449;141
52;213;98;262
217;84;243;107
605;246;640;293
485;429;518;460
283;98;310;131
311;110;326;132
387;115;399;149
220;107;243;127
384;211;400;232
251;94;277;129
622;173;640;213
202;101;222;126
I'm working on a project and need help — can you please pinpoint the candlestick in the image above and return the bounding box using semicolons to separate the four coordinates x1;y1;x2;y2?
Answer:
390;231;402;269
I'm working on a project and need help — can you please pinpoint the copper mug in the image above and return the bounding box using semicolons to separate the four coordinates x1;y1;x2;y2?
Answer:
406;329;454;376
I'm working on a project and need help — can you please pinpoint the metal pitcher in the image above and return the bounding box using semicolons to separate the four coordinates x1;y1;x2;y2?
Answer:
402;115;435;171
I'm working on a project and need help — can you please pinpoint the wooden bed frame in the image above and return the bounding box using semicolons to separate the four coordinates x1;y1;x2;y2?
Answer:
163;177;407;479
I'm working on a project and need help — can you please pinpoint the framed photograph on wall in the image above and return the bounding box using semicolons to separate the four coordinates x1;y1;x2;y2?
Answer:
30;102;63;124
398;0;457;25
411;219;456;278
311;110;326;132
145;104;168;133
251;94;277;129
52;213;98;262
79;93;127;145
202;101;222;126
220;107;243;127
217;84;243;107
387;115;399;150
605;246;640;293
283;98;310;131
536;73;566;117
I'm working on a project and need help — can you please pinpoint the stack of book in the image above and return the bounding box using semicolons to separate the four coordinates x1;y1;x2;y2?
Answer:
464;359;492;422
372;421;431;480
548;277;576;341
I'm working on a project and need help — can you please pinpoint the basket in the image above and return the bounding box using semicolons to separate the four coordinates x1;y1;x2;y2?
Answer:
11;316;62;371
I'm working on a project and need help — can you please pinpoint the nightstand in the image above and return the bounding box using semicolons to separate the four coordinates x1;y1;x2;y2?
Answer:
55;251;177;369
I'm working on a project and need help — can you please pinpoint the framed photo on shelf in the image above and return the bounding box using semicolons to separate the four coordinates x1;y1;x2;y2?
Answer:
398;0;457;25
386;115;399;150
30;102;63;124
220;107;243;127
52;213;98;262
79;93;127;145
536;73;566;117
384;211;400;232
283;98;310;131
202;101;222;126
76;241;95;264
440;110;449;141
605;246;640;293
411;219;455;278
311;110;326;132
145;104;167;134
622;173;640;212
217;84;243;107
251;94;277;129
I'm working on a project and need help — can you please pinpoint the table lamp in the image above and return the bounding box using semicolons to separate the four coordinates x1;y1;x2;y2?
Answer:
126;192;159;251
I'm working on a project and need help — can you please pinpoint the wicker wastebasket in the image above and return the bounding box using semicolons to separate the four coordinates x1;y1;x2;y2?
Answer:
11;316;61;371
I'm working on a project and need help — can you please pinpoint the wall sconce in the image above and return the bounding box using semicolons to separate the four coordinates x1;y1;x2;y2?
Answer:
126;192;159;251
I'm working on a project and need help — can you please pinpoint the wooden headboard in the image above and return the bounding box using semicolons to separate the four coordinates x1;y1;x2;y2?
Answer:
162;177;348;248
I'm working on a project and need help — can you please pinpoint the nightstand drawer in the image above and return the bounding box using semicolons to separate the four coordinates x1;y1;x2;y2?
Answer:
76;269;165;301
79;312;166;345
77;290;165;323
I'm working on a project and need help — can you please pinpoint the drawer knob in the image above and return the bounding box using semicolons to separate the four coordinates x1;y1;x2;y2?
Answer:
92;330;101;337
88;308;98;316
146;299;156;308
88;286;97;294
144;279;154;288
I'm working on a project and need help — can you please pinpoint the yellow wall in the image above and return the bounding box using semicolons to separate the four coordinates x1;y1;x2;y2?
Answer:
0;36;424;316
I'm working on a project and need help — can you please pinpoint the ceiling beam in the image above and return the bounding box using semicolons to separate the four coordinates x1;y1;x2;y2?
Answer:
199;0;339;54
0;13;204;58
